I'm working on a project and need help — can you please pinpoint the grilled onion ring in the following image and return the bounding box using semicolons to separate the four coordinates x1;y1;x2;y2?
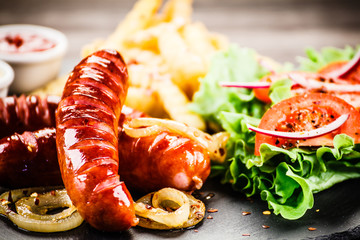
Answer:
0;187;83;232
135;187;205;230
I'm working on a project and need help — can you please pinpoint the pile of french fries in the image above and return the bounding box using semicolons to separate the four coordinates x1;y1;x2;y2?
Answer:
35;0;229;130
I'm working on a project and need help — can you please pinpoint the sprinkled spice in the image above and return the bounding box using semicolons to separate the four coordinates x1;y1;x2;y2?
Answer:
207;215;213;219
205;193;215;200
34;197;40;206
262;225;270;229
262;210;271;215
194;229;199;233
242;233;251;236
242;211;251;216
308;227;317;231
195;212;204;220
207;208;218;213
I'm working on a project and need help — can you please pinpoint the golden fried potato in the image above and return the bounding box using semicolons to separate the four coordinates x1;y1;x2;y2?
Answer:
38;0;229;130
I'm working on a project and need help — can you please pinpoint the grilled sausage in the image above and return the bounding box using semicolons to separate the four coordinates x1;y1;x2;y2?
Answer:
56;49;138;231
0;95;59;138
117;130;211;193
0;104;210;194
0;128;61;188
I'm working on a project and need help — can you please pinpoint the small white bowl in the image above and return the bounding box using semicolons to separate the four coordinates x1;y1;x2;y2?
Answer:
0;24;68;93
0;60;14;97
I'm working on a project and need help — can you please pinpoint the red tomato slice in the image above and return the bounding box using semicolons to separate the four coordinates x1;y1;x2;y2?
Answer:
254;71;360;110
318;58;360;83
318;61;347;75
254;93;360;156
253;73;291;104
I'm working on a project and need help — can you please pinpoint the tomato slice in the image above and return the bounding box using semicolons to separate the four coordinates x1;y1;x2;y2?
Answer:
318;56;360;83
253;73;291;104
318;61;347;75
254;71;360;110
254;93;360;156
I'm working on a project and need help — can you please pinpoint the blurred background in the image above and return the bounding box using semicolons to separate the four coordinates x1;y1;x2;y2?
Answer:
1;0;360;72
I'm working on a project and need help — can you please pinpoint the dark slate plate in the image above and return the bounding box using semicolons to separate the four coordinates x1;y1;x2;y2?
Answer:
1;177;360;240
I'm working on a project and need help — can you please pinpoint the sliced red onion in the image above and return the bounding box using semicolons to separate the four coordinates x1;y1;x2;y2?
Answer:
289;73;360;92
246;114;349;139
220;81;271;89
326;50;360;79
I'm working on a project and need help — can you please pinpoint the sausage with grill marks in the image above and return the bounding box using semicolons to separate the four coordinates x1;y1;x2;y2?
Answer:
55;49;138;231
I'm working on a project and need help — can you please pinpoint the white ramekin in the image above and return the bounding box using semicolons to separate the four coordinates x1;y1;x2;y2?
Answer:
0;24;68;93
0;59;14;97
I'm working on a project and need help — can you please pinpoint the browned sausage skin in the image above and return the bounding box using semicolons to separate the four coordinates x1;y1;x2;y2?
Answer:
118;130;211;193
56;50;138;231
0;128;61;188
0;95;59;138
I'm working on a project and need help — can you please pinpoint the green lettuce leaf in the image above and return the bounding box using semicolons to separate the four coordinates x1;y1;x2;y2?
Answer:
189;45;270;128
193;45;360;220
219;109;360;220
297;45;360;72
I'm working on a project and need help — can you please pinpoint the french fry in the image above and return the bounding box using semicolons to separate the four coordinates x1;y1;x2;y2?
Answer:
88;0;163;53
125;86;167;118
36;0;230;132
158;26;207;98
123;23;174;51
209;32;229;51
162;0;193;24
182;22;217;66
153;76;206;130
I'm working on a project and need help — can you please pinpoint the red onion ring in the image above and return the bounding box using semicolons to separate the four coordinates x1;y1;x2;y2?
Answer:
326;50;360;79
289;73;360;92
247;114;349;139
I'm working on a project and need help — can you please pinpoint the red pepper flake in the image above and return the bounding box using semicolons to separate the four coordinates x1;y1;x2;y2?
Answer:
308;227;317;231
207;215;213;219
207;208;218;213
194;229;199;233
242;211;251;216
242;233;251;236
262;225;270;229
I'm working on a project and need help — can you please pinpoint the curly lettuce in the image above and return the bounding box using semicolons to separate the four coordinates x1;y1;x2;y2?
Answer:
190;45;270;128
191;45;360;220
297;45;360;72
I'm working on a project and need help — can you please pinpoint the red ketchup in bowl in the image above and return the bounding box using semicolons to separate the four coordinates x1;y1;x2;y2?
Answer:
0;32;56;53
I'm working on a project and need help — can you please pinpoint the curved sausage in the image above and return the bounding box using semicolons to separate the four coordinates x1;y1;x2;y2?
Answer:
0;106;145;189
56;50;138;231
117;130;211;193
0;128;61;188
0;95;59;138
